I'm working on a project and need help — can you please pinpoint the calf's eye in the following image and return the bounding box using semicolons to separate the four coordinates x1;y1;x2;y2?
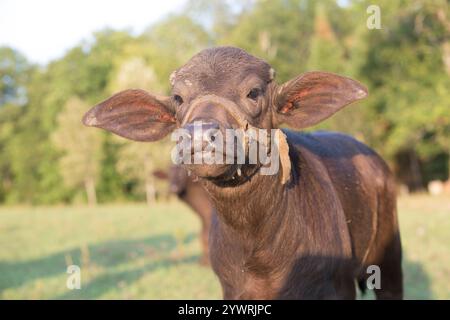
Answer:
173;94;184;106
247;88;261;101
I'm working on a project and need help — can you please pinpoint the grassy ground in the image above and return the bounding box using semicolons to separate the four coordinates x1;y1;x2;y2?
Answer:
0;195;449;299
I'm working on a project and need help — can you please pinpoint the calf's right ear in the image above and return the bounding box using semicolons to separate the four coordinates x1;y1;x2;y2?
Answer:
273;72;367;129
82;89;176;142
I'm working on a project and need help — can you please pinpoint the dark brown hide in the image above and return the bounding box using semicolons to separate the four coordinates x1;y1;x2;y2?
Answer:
206;131;402;299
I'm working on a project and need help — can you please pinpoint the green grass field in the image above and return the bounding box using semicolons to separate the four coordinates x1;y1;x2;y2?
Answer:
0;195;449;299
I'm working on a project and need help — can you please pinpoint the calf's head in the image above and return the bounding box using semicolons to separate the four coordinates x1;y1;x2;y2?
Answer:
83;47;367;182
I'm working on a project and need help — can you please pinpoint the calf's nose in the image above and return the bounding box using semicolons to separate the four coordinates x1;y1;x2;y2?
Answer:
182;121;221;146
183;121;220;134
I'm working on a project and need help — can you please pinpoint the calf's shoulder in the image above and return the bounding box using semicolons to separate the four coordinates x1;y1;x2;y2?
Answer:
284;130;394;265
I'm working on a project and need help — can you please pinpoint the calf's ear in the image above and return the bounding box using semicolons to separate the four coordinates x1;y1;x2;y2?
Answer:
273;72;367;129
82;89;176;142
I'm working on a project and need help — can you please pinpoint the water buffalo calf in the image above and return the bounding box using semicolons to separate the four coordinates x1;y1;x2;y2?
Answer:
83;46;403;299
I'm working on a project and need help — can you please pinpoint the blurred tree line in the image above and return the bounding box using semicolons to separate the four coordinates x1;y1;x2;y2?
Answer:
0;0;449;205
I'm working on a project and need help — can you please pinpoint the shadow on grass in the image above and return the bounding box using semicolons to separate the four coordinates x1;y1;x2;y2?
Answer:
1;234;434;299
0;232;197;294
403;256;434;299
358;255;434;300
54;254;200;299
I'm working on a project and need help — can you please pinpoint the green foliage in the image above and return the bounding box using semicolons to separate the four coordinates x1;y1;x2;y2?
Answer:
356;0;450;185
0;104;23;202
96;135;128;203
52;97;102;205
139;14;211;93
0;47;30;106
222;0;315;82
306;3;367;138
307;4;346;73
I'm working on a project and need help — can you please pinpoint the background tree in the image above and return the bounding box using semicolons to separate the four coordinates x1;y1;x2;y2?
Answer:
0;47;31;202
5;30;133;204
305;3;369;140
307;3;346;73
139;14;211;92
222;0;315;82
0;47;30;106
0;105;22;202
51;97;102;205
356;0;450;190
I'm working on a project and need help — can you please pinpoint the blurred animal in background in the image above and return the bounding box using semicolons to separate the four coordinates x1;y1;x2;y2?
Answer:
83;46;403;300
154;165;213;265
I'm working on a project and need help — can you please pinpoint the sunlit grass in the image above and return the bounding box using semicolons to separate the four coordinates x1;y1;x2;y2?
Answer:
0;195;449;299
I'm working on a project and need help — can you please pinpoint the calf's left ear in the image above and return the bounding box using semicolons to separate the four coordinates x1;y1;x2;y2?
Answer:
273;71;368;129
